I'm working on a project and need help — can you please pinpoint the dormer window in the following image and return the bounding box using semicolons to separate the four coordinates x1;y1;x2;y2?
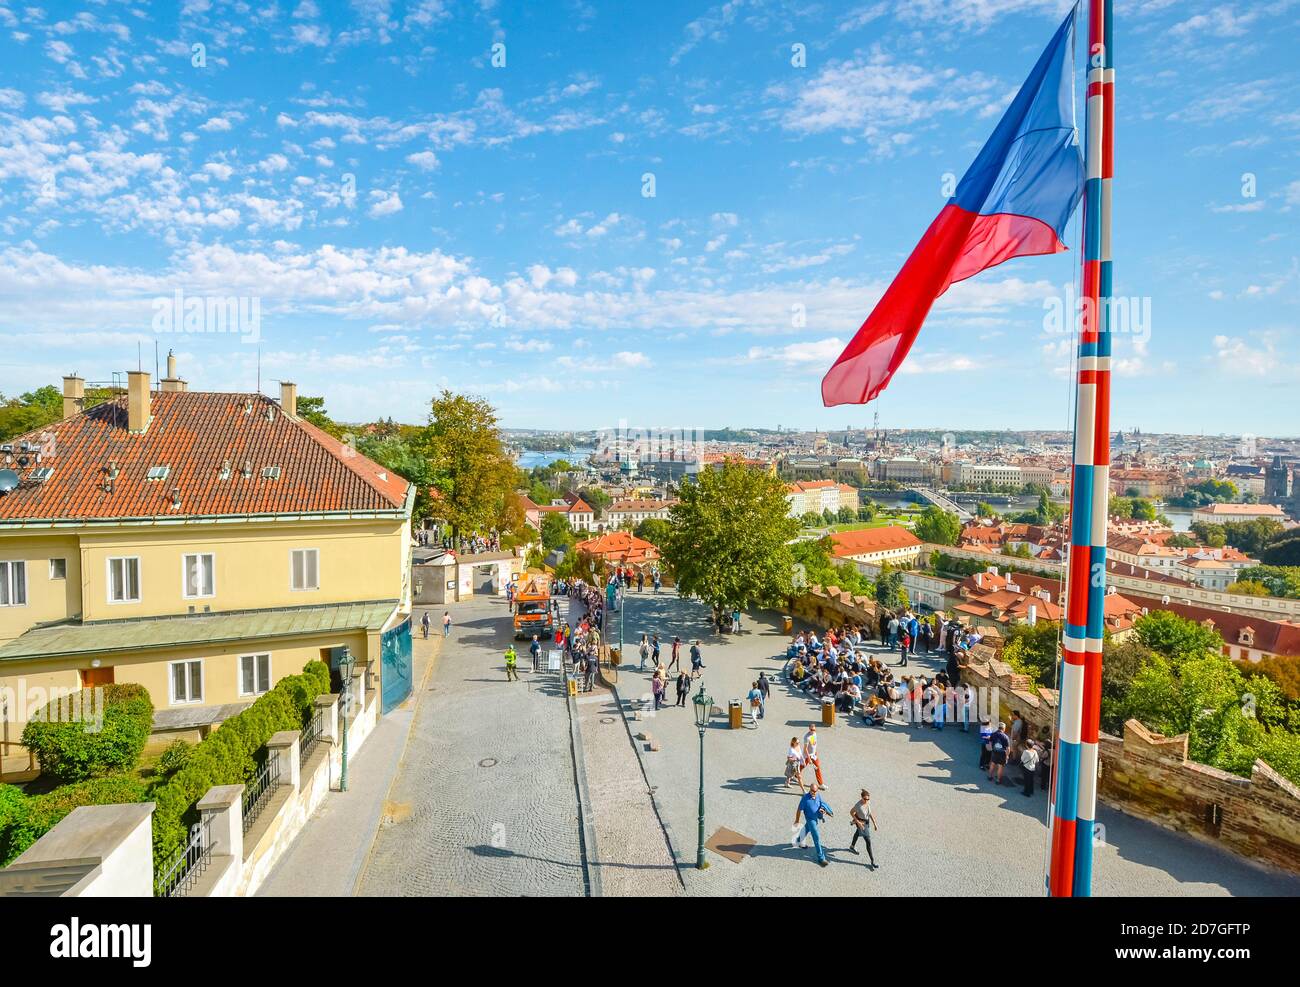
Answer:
261;466;281;480
1238;627;1255;647
219;460;232;481
146;465;170;481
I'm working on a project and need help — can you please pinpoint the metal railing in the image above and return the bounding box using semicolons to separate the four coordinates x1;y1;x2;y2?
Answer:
299;706;324;768
241;754;281;835
155;816;213;898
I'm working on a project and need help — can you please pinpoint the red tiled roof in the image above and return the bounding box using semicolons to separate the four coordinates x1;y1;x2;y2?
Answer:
831;525;922;557
574;531;659;562
0;391;409;522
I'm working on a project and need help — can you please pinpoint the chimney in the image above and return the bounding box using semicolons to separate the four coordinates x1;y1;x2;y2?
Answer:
62;374;85;419
1027;604;1037;626
280;381;298;420
127;370;151;434
160;349;187;392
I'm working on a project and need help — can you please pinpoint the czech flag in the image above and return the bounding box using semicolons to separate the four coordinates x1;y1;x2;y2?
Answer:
822;9;1084;407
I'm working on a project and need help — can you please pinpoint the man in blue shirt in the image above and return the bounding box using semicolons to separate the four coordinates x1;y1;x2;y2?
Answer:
792;784;833;867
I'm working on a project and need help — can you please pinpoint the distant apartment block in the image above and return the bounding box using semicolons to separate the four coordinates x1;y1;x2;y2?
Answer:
787;481;859;518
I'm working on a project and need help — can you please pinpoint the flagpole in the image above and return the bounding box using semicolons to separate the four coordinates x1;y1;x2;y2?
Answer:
1051;0;1109;898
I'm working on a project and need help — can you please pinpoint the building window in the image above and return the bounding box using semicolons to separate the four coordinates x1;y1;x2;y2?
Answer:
291;549;319;591
49;558;67;580
170;659;203;705
0;560;26;607
182;553;215;598
239;653;271;696
107;557;141;604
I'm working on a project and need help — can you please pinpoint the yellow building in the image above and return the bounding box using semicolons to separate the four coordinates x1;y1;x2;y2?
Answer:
0;367;413;760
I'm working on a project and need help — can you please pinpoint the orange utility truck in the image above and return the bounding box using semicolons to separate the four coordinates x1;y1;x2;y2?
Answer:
513;575;555;639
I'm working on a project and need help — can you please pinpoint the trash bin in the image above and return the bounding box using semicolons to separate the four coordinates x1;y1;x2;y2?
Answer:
822;699;835;727
567;677;578;698
729;700;744;729
783;616;793;635
609;647;620;668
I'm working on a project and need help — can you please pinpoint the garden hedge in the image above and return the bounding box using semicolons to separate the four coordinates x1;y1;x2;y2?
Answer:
0;775;148;866
20;683;154;784
150;660;330;869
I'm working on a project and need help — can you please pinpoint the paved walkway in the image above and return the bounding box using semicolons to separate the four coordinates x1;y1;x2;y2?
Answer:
257;613;441;896
570;596;682;897
610;590;1300;897
355;596;586;896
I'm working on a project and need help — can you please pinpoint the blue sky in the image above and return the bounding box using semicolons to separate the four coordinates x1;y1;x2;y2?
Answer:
0;0;1297;435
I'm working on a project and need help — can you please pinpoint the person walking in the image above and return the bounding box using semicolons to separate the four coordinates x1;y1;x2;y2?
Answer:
732;606;742;634
792;784;833;867
651;634;661;669
747;681;763;727
757;672;771;719
421;611;431;639
675;669;691;707
803;725;825;788
652;672;665;710
690;640;705;676
504;644;519;682
784;737;806;792
529;634;541;672
639;633;650;671
442;611;452;637
668;636;682;673
848;789;878;867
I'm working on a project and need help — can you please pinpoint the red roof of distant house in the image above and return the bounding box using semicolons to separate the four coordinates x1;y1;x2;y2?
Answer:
831;525;922;557
574;531;659;563
0;391;409;522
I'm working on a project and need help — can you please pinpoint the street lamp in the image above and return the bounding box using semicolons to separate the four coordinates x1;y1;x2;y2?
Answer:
338;647;356;792
692;682;712;870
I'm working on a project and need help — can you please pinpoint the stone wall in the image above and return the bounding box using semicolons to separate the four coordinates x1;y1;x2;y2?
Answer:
960;651;1300;876
1098;721;1300;875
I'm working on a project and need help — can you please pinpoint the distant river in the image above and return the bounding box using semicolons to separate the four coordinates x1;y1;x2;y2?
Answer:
516;448;594;470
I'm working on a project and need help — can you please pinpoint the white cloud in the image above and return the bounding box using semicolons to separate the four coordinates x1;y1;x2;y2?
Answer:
367;189;404;217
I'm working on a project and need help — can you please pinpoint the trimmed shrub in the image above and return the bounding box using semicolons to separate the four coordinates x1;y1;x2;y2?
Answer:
150;660;330;870
21;684;154;784
156;739;193;778
0;783;26;863
1;775;147;866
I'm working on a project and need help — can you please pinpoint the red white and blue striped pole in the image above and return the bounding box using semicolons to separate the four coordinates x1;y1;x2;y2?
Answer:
1050;0;1111;898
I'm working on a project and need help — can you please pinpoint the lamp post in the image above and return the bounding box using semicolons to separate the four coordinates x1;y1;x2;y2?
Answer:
691;682;712;870
338;647;356;792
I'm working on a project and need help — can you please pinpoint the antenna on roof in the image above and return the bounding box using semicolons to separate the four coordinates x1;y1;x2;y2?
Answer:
154;340;160;392
256;347;261;396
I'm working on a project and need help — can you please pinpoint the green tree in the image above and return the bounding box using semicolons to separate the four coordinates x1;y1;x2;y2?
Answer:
421;391;521;541
1132;610;1223;665
1001;620;1061;686
1234;565;1300;599
295;395;345;438
540;512;575;552
800;512;823;528
857;503;876;523
873;562;907;609
913;505;961;545
1261;531;1300;566
634;518;673;546
976;501;995;518
660;462;800;618
836;506;857;524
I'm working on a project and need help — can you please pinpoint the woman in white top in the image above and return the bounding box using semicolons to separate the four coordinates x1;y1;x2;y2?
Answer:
784;737;806;791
